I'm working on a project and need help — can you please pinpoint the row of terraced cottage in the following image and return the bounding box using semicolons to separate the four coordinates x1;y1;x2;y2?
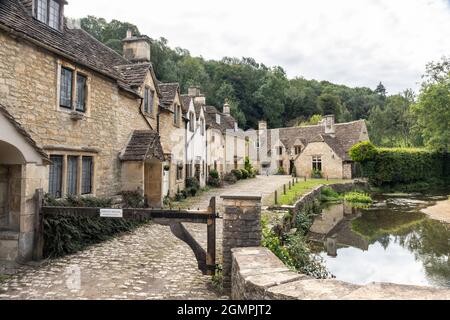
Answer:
0;0;369;263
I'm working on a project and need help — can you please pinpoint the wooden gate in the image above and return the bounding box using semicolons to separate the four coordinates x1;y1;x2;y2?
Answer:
33;189;217;275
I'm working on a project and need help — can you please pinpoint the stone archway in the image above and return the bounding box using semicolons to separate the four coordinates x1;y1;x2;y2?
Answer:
0;106;49;262
0;141;25;232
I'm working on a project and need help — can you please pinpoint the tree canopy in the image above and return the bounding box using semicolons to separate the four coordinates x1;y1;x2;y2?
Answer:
79;16;449;151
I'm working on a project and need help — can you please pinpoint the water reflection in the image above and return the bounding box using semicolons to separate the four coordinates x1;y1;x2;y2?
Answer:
309;194;450;288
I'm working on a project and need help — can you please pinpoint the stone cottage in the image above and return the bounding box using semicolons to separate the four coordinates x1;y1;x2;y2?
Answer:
246;115;369;179
204;104;246;177
183;89;207;188
0;0;166;262
157;82;187;197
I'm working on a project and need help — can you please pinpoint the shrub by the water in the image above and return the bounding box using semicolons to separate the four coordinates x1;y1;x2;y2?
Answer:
320;187;342;202
349;141;378;162
344;192;373;204
350;144;448;187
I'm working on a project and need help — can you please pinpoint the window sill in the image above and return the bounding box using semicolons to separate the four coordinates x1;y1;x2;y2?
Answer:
70;111;85;121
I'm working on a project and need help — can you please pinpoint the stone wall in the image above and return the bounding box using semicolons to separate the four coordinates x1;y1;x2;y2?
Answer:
221;194;262;291
232;247;450;300
270;181;368;234
295;142;344;178
0;32;151;198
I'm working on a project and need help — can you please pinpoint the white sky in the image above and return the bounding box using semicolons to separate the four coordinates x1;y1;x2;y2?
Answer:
66;0;450;94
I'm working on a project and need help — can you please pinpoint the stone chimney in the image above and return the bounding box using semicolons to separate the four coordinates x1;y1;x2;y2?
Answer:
223;101;231;115
323;115;336;136
188;86;206;106
122;29;152;63
188;86;201;97
258;121;267;131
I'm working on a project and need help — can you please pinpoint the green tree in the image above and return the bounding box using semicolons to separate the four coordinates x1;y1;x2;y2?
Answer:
412;57;450;151
317;93;341;118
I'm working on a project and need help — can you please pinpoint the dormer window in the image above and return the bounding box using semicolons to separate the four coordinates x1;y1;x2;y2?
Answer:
35;0;61;30
216;114;221;125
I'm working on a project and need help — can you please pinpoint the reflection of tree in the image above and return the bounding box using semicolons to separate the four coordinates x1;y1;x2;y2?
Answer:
400;220;450;286
351;209;426;242
351;208;450;286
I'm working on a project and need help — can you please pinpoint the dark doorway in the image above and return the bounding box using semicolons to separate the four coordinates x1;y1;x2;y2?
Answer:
289;160;295;176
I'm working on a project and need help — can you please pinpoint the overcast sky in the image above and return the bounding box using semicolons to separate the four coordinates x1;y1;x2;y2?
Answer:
66;0;450;94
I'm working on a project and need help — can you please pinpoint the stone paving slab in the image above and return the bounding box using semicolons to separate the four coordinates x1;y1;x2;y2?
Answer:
0;223;219;300
0;175;291;300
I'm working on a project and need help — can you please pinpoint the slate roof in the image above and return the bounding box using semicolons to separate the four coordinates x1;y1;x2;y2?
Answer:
158;83;179;108
0;0;148;97
193;98;205;118
180;95;192;114
278;120;366;160
204;106;237;132
120;130;164;162
0;103;50;162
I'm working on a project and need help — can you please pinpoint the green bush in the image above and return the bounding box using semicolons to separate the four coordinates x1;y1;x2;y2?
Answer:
185;177;200;191
120;191;145;208
320;187;342;202
344;192;373;204
44;214;147;258
240;169;249;179
187;187;198;197
207;175;222;188
244;157;256;178
277;167;286;175
209;169;219;179
44;194;113;208
311;169;323;179
224;172;238;184
231;169;243;180
354;147;447;186
349;141;378;162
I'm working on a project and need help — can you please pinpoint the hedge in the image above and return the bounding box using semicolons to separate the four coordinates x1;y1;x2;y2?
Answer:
43;194;148;258
350;143;448;186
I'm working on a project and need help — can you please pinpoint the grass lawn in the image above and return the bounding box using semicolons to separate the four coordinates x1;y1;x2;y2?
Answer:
277;179;348;206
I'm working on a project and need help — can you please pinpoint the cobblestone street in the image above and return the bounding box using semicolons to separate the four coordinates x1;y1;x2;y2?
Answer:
0;175;291;300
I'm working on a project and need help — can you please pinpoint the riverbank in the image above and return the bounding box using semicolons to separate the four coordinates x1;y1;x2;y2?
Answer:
422;198;450;224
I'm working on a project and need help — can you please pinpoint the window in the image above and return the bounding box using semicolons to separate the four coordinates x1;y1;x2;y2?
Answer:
278;146;283;155
189;112;195;132
81;156;93;195
200;118;205;136
36;0;60;30
143;87;153;115
48;0;60;29
67;156;78;195
60;67;73;109
174;105;178;125
176;164;183;180
294;146;302;155
76;74;87;112
312;156;322;172
36;0;48;24
49;155;63;198
59;66;89;113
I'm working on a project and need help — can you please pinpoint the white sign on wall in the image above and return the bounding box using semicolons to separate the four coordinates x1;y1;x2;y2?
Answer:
100;209;123;218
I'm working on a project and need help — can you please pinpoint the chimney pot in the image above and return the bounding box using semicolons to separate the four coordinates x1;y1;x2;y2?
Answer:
223;101;231;115
126;29;133;38
324;115;336;136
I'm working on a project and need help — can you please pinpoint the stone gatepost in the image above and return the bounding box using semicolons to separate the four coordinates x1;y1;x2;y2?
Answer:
221;194;262;291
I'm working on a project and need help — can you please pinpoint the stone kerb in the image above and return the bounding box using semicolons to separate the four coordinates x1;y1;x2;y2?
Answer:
221;194;262;292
